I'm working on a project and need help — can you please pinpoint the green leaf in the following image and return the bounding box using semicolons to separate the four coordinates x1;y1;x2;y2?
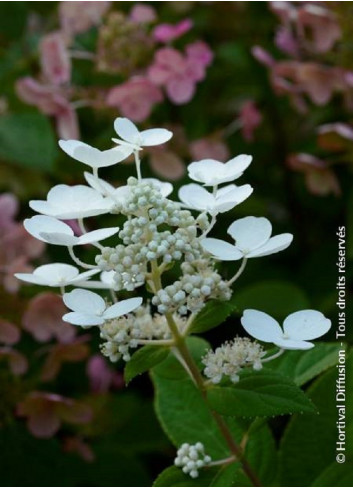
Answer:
153;466;219;487
190;298;237;333
207;369;316;418
124;345;170;384
244;423;278;486
235;280;309;319
0;113;57;172
265;342;341;386
279;353;353;486
311;461;353;486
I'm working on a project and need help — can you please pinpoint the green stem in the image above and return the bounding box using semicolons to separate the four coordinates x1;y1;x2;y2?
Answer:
150;259;261;486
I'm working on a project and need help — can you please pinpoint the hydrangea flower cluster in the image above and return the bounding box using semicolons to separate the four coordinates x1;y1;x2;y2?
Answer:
202;337;265;384
174;442;212;479
15;116;332;479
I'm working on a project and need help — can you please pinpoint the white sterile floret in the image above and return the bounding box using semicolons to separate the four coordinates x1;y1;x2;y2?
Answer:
112;117;173;150
62;288;142;327
202;337;265;384
174;442;211;479
241;309;332;350
58;139;133;168
29;184;111;219
15;263;98;287
201;216;293;261
188;155;252;186
24;215;119;246
179;183;253;215
75;271;121;291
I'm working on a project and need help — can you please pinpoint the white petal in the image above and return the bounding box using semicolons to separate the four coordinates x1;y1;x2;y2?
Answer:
114;117;139;144
188;159;223;185
62;312;103;327
223;155;252;181
35;263;78;283
201;238;243;261
139;128;173;146
29;200;59;217
215;184;253;213
73;144;132;168
24;216;73;243
179;184;214;211
69;269;100;284
63;288;106;315
84;172;115;196
40;232;78;246
103;297;143;320
247;233;293;258
273;338;315;350
14;272;51;286
283;310;331;341
77;227;120;245
241;309;282;343
227;217;272;252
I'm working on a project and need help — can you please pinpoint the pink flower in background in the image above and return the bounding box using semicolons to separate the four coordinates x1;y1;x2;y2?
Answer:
275;25;300;57
41;337;90;382
0;319;20;345
239;100;263;142
17;392;93;438
318;122;353;151
129;3;157;24
0;193;19;232
86;355;124;393
153;19;193;43
39;32;71;85
287;153;341;197
0;195;45;293
148;148;185;180
63;436;95;462
0;347;28;375
22;292;76;343
190;137;230;161
59;1;111;38
16;78;79;139
148;42;213;104
107;77;163;122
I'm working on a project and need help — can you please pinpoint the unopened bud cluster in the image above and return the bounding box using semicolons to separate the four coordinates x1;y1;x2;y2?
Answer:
202;337;265;384
174;442;211;479
99;304;185;362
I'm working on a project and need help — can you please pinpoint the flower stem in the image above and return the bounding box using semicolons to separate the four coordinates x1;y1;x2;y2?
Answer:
227;257;248;286
68;246;97;270
134;150;142;181
150;259;261;486
262;348;285;363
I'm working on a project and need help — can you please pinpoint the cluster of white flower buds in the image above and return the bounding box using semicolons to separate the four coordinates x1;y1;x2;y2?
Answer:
202;337;265;384
174;442;212;479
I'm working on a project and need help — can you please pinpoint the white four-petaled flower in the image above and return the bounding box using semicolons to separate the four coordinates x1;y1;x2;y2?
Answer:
62;288;143;327
24;215;119;246
15;263;98;287
58;140;133;168
179;183;253;215
188;155;252;186
241;309;331;350
30;185;111;219
201;216;293;260
112;117;173;150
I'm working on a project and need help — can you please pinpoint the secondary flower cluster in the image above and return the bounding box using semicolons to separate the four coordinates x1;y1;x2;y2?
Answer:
174;442;212;479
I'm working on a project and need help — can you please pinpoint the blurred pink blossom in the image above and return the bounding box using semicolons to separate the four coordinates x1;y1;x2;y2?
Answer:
0;319;20;345
287;153;341;197
239;100;263;142
16;78;79;139
17;392;93;438
129;3;157;24
0;347;28;375
59;1;111;38
318;122;353;152
63;436;95;462
149;148;185;180
148;42;213;104
41;337;90;382
86;355;124;393
0;193;19;232
107;77;163;122
275;25;300;57
153;19;193;43
190;137;230;161
22;292;76;343
39;32;71;85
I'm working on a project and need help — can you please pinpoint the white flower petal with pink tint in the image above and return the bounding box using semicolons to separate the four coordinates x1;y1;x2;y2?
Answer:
188;155;252;186
241;309;331;350
30;184;112;219
15;263;98;287
113;117;173;149
59;140;132;168
62;288;142;327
